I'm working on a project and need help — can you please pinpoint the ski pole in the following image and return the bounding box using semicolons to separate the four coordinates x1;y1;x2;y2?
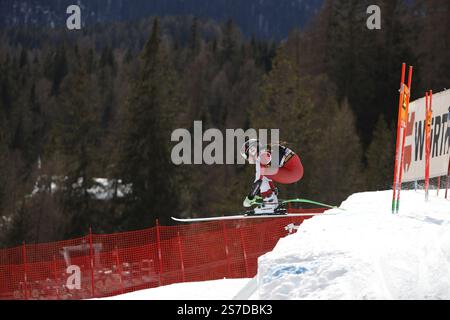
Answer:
279;198;345;211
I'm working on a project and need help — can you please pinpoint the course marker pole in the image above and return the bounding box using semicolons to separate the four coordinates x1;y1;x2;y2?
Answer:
392;63;413;213
425;91;433;201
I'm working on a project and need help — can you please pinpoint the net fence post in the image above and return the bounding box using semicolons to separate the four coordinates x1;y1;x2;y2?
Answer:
239;228;250;278
176;232;185;282
156;219;163;286
89;227;95;298
222;221;232;278
114;245;124;294
53;255;60;300
22;241;28;300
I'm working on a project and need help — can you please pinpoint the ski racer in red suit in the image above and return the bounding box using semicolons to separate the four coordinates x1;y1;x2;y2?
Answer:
240;139;304;214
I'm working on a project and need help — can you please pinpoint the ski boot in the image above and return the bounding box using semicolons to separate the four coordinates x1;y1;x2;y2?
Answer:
243;195;262;207
247;193;287;216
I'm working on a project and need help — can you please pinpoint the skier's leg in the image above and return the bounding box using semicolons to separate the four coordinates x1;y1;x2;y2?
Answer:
254;177;280;214
243;158;265;208
260;177;278;203
261;154;303;184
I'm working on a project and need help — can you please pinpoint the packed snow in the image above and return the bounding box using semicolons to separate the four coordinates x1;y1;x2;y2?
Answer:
95;279;252;300
96;189;449;300
257;189;450;299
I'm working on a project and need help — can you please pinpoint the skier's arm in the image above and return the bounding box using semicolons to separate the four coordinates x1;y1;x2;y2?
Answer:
248;179;262;199
254;156;261;182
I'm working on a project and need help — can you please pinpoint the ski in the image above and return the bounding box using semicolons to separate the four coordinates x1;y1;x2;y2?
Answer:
171;212;336;223
171;197;343;223
259;198;345;211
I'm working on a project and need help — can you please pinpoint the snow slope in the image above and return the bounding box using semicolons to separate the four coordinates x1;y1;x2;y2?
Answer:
96;189;449;300
96;279;251;300
257;190;450;300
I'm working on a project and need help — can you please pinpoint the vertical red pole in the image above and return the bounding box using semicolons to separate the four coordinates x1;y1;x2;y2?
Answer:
407;65;413;89
156;219;163;286
445;160;450;199
430;90;434;197
89;227;95;298
114;246;124;294
446;107;450;199
425;92;429;199
392;63;406;213
239;229;250;278
22;241;28;300
396;66;413;213
176;232;185;283
222;221;232;278
425;92;432;201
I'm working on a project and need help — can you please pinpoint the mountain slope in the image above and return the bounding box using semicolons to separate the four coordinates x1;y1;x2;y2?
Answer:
0;0;323;40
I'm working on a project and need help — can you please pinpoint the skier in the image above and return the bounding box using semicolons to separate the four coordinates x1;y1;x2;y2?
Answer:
240;139;304;215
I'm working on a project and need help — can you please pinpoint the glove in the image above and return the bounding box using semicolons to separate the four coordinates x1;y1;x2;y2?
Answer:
243;195;262;208
243;196;256;208
259;151;272;166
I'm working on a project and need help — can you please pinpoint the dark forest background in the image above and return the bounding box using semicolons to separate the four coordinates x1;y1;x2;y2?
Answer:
1;0;324;40
0;0;449;247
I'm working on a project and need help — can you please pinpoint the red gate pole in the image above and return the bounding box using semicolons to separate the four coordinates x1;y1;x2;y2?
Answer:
156;219;163;286
89;227;95;298
22;241;28;300
396;66;413;212
446;108;450;199
425;92;429;200
221;221;232;278
445;159;450;199
239;229;250;278
176;232;185;282
425;91;433;201
392;63;407;213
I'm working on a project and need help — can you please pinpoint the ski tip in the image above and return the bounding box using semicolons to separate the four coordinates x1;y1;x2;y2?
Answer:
171;216;186;222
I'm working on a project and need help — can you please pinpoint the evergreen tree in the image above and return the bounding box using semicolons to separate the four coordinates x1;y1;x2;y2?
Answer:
219;19;241;66
46;58;102;237
45;46;68;96
190;17;200;54
366;115;395;190
118;18;181;228
300;0;414;145
100;46;115;71
19;47;28;69
311;99;366;204
0;116;8;215
416;0;450;93
28;83;45;163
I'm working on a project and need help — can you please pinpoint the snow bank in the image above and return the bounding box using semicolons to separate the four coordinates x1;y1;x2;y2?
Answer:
257;190;450;299
95;279;252;300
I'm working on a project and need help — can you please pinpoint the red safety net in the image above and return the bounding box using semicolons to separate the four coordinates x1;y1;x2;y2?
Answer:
0;208;325;300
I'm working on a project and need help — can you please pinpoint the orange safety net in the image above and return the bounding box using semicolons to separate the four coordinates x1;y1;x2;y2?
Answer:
0;208;324;300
